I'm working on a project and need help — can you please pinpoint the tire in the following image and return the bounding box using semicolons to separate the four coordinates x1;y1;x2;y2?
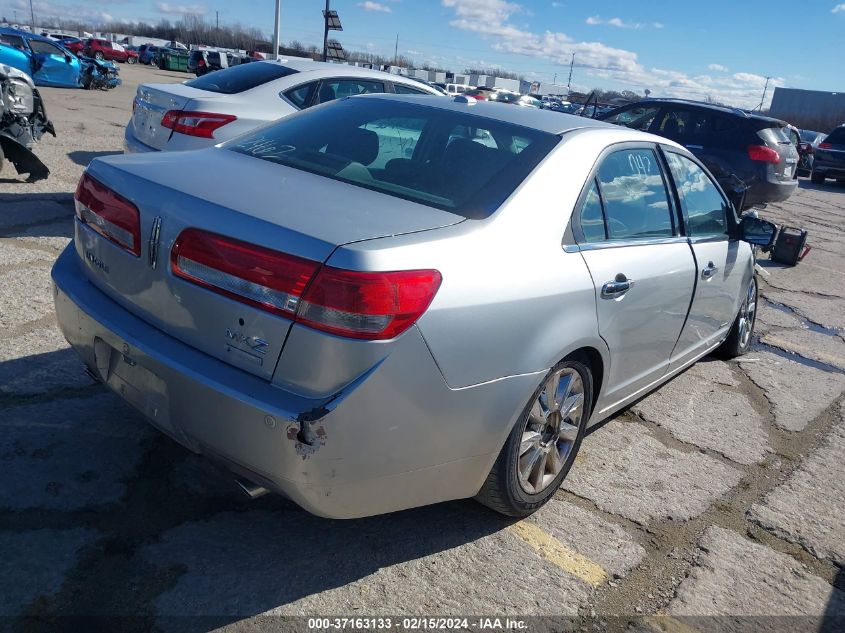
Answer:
811;171;825;184
476;358;593;517
94;51;104;61
127;56;137;64
717;274;757;359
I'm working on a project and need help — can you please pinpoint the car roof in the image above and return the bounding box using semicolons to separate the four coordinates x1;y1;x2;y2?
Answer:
351;93;619;135
626;98;788;125
0;27;59;44
261;57;439;87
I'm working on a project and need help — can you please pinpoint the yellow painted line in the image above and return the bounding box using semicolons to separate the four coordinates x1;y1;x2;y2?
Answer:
507;520;609;587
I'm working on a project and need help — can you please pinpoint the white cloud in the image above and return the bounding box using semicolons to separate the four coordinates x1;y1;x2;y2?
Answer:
155;2;207;14
708;63;728;72
586;15;651;29
358;1;392;12
551;1;562;7
832;4;845;13
440;0;785;108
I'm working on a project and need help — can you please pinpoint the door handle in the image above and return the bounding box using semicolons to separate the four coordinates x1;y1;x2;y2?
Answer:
601;274;634;298
685;144;704;150
702;261;719;279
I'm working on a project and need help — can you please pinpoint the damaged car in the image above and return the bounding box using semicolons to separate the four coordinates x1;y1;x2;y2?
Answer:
0;63;55;181
0;28;81;88
52;95;777;519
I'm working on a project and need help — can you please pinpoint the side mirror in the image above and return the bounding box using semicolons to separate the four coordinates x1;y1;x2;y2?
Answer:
740;216;777;248
65;54;72;63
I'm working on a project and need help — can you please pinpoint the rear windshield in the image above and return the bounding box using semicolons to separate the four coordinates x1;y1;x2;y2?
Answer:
226;97;558;219
185;62;298;94
824;127;845;145
757;126;792;146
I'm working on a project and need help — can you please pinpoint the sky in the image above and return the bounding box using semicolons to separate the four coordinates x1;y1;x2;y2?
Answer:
3;0;843;108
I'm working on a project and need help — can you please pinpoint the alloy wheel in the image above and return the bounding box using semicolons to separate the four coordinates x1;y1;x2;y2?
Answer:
518;368;584;494
738;277;757;348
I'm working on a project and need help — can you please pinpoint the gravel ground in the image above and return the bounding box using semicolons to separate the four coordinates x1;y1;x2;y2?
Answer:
1;64;844;631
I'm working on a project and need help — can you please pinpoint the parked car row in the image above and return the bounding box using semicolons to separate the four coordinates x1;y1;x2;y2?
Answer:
810;125;845;186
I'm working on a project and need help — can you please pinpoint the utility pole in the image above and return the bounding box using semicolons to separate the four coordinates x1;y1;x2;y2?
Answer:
394;34;398;66
757;76;771;111
29;0;35;31
272;0;281;59
322;0;330;62
566;52;575;93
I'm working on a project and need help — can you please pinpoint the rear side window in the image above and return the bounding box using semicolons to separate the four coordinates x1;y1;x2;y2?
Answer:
579;180;606;242
0;34;26;49
226;97;558;218
665;152;728;237
824;127;845;144
393;83;430;95
595;148;673;240
316;79;384;104
186;62;299;94
283;81;318;109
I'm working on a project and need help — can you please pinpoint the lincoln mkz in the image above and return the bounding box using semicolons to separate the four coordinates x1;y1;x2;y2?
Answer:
52;95;776;518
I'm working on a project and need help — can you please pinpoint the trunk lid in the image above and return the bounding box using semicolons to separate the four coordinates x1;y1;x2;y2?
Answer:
131;83;223;150
76;149;463;380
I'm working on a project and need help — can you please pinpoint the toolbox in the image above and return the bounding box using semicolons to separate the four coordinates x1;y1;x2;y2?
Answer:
770;227;809;266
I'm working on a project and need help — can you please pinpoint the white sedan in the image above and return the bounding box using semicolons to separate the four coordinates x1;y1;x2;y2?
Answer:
124;58;442;153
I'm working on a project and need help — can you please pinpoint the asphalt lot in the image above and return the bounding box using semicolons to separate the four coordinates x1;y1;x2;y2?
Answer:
1;64;845;631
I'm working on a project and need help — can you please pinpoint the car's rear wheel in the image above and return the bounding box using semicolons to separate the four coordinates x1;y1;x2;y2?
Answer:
476;359;592;517
717;274;757;358
127;56;137;64
811;171;825;184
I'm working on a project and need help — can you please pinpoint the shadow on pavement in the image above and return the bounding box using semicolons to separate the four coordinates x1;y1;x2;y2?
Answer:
0;192;74;237
67;150;122;168
1;347;512;632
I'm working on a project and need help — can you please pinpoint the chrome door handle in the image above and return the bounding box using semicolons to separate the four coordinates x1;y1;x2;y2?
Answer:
702;262;718;279
601;274;634;298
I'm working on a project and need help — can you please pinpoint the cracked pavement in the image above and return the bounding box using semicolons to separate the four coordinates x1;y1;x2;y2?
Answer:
1;66;844;631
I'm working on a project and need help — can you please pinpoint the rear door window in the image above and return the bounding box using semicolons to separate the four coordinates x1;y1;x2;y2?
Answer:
665;152;728;237
595;148;674;240
579;180;607;243
316;79;385;104
655;108;710;144
0;34;27;50
185;62;299;94
29;39;65;56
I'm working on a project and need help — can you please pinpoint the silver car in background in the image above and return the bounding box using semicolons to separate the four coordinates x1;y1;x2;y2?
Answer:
53;95;776;518
124;58;442;153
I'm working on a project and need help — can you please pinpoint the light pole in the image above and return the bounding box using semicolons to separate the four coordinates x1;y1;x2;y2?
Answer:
29;0;35;31
272;0;281;59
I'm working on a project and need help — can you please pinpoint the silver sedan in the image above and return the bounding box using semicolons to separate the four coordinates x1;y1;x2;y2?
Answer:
52;94;776;518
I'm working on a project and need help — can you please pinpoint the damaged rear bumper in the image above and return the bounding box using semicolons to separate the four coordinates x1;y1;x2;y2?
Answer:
51;245;539;518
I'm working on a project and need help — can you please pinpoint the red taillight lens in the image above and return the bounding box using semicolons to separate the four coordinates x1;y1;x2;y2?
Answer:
748;145;781;164
170;229;442;340
819;142;832;149
74;173;141;257
198;58;206;67
297;267;442;340
171;229;319;318
161;110;237;139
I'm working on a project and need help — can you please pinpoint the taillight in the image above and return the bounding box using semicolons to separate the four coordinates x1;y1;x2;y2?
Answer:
819;142;832;149
748;145;781;164
170;229;441;340
198;58;206;67
171;229;319;318
161;110;237;139
74;173;141;257
297;267;442;340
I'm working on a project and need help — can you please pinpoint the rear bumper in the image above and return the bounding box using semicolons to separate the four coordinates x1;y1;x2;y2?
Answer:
51;245;536;518
744;177;798;206
813;159;845;179
123;121;157;154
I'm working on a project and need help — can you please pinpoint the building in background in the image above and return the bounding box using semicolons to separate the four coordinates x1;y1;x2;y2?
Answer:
769;88;845;133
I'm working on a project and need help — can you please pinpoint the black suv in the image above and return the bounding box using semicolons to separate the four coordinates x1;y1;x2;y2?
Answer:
597;99;799;209
810;125;845;185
